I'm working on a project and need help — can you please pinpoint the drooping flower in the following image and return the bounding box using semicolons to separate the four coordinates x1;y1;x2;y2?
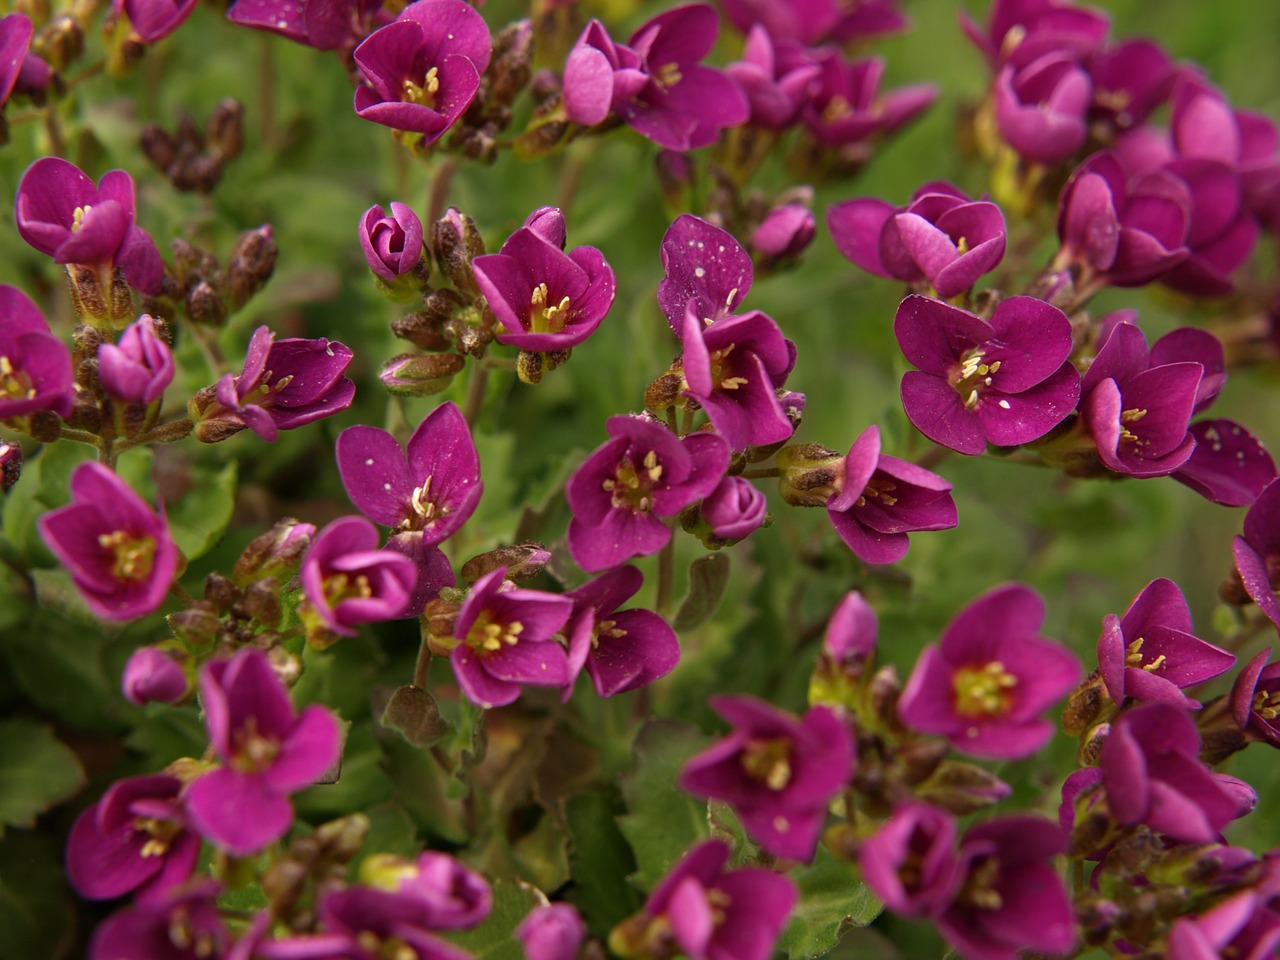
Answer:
450;567;573;709
563;565;679;699
566;415;729;572
194;324;356;442
657;214;753;331
336;400;482;545
824;424;957;564
0;283;75;421
897;583;1081;759
936;816;1076;960
624;839;797;960
679;694;854;860
115;0;200;43
300;516;419;637
1096;578;1234;709
1098;702;1241;844
829;182;1007;298
517;904;587;960
98;314;174;406
751;202;816;262
66;774;199;903
1232;476;1280;630
894;294;1080;455
562;5;749;152
679;306;796;450
472;213;617;351
14;157;164;295
352;0;492;143
859;802;962;918
360;851;493;928
38;462;178;621
184;648;341;855
360;202;425;281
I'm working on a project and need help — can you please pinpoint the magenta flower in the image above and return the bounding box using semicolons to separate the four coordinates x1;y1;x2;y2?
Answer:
566;415;729;572
1080;320;1202;478
0;283;74;421
360;202;424;281
38;462;178;621
98;314;174;406
308;882;478;960
937;816;1075;960
829;182;1007;298
450;567;573;709
1159;157;1260;298
680;695;854;860
801;50;936;148
1233;477;1280;630
658;215;753;331
517;904;586;960
960;0;1110;69
1231;648;1280;748
361;850;493;928
898;583;1081;759
227;0;386;50
89;882;227;960
1173;418;1276;508
185;647;341;855
994;52;1092;165
352;0;491;143
700;475;768;542
121;647;189;705
472;213;617;351
751;202;816;263
563;565;679;698
1089;39;1178;133
200;324;356;442
115;0;200;43
1168;891;1280;960
894;294;1080;455
680;306;797;450
562;5;749;151
300;516;419;637
0;14;32;108
825;424;958;564
724;27;819;130
336;400;482;545
823;590;877;666
641;839;796;960
1097;578;1234;709
859;802;961;918
1099;702;1241;844
14;157;164;295
66;774;199;903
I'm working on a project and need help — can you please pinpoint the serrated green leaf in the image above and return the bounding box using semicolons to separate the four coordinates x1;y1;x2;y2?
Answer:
777;846;881;960
445;879;544;960
617;719;711;891
0;720;85;830
565;791;641;936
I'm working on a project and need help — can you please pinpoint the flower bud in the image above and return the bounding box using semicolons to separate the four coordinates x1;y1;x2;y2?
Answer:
523;205;566;250
232;518;316;586
381;683;451;748
695;475;768;546
226;224;277;310
461;543;552;583
432;208;485;296
751;202;816;263
312;813;371;864
380;352;466;396
122;646;189;705
98;314;174;406
186;278;227;326
488;19;533;109
0;441;22;493
243;578;283;629
517;904;586;960
391;308;454;351
776;442;842;506
207;98;244;161
914;759;1012;814
360;202;425;283
166;602;222;648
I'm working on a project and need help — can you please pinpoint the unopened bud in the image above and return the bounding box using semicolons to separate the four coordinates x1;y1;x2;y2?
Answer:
140;124;178;172
1062;671;1110;736
243;578;283;629
432;208;485;296
776;442;842;507
488;19;533;108
227;225;277;310
381;683;452;747
262;857;309;919
312;813;370;864
0;442;23;493
205;571;242;613
915;759;1012;814
186;279;227;326
208;98;244;160
67;264;109;324
233;518;317;586
461;543;552;583
1078;721;1111;766
513;113;569;162
392;309;454;351
167;603;222;648
644;370;683;413
28;410;61;443
35;15;82;71
109;267;135;327
380;352;466;396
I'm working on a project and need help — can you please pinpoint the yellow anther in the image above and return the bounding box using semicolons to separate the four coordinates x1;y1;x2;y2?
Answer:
72;205;90;232
655;62;682;88
97;530;158;581
953;661;1018;717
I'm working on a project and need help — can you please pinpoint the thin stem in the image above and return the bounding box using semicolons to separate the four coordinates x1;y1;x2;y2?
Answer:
740;466;780;479
427;158;459;227
169;581;197;607
655;521;676;619
680;406;694;437
98;439;116;468
66;59;105;89
479;356;519;371
664;407;678;434
462;359;489;427
183;318;228;378
42;104;65;158
57;427;102;446
413;640;432;689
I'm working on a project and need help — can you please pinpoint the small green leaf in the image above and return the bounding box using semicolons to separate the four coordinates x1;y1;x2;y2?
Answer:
674;554;731;631
0;720;86;830
565;791;641;936
445;878;545;960
777;846;882;960
617;719;711;891
167;461;237;561
380;683;452;748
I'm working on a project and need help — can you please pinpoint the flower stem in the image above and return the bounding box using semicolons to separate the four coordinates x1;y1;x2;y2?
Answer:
413;639;432;689
57;428;101;447
427;158;458;226
169;581;197;607
740;466;780;479
655;521;676;619
462;359;489;427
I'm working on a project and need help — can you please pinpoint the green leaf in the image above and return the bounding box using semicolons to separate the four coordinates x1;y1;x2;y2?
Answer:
777;846;882;960
673;554;730;631
0;831;75;960
564;791;641;937
1;612;123;730
0;720;85;830
166;460;237;561
445;878;544;960
617;719;711;891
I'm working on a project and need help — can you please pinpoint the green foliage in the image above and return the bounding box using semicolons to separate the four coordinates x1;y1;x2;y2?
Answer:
778;847;883;960
564;791;642;937
0;831;75;960
0;720;85;831
446;879;546;960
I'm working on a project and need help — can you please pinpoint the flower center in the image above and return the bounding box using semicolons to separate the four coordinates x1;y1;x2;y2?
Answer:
71;205;91;233
466;612;524;654
1124;637;1166;673
1253;688;1280;720
592;617;628;649
97;530;158;581
708;344;749;391
958;855;1003;911
1118;407;1148;446
822;95;853;122
951;349;1001;410
855;476;898;508
231;717;281;774
134;815;182;858
324;571;374;608
654;62;682;89
952;661;1017;717
530;282;573;334
601;450;663;513
167;905;218;958
403;66;440;108
740;737;793;790
0;356;37;401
